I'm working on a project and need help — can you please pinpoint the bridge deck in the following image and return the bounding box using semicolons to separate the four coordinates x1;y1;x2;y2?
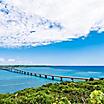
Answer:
0;67;99;81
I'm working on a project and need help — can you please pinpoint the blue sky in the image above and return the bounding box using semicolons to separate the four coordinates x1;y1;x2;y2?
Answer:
0;0;104;65
0;31;104;65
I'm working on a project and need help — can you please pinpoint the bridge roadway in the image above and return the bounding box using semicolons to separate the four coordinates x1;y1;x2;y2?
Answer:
0;67;100;82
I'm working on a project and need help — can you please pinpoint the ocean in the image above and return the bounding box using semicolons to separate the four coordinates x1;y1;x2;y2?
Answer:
0;66;104;93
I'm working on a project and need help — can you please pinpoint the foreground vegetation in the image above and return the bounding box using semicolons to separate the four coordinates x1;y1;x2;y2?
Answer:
0;80;104;104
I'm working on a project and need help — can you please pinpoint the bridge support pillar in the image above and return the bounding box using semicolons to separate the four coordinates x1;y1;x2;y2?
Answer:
45;75;47;78
30;73;32;76
27;72;29;75
34;73;37;76
52;76;54;80
24;72;26;74
39;74;41;77
71;78;74;82
60;77;63;81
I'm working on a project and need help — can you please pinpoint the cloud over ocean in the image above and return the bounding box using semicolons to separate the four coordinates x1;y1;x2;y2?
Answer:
0;0;104;47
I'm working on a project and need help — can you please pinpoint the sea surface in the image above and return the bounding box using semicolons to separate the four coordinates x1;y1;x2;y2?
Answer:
0;66;104;93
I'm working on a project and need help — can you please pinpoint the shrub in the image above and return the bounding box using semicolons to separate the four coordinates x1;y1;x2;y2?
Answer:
89;90;104;104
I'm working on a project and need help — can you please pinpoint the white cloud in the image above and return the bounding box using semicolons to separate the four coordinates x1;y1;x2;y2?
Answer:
8;59;15;62
0;58;15;64
0;57;34;65
0;58;5;62
0;0;104;47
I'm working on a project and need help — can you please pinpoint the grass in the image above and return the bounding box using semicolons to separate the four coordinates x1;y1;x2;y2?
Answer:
0;80;104;104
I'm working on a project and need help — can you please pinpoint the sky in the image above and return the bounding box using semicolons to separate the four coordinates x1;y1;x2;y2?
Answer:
0;0;104;65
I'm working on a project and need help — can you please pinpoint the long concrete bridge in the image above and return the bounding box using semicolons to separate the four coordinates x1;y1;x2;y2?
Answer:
0;67;100;82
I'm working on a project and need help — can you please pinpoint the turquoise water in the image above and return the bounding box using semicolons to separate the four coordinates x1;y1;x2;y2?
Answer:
0;66;104;93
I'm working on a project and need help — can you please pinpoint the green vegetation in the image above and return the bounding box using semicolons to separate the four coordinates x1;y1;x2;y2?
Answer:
1;80;104;104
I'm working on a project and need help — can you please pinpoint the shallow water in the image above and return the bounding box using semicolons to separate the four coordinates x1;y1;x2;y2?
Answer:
0;66;104;93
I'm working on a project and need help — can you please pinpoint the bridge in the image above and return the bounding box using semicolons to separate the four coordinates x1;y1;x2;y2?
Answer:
0;67;100;82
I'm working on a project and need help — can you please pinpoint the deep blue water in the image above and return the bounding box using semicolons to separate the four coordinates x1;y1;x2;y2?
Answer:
0;66;104;93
